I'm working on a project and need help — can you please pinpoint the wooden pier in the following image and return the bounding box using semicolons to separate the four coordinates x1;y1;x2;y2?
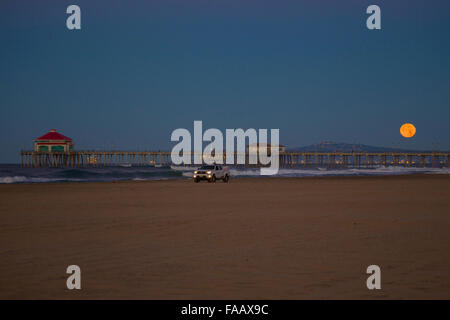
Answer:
20;151;450;168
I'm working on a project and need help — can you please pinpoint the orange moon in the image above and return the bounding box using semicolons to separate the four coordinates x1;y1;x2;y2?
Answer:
400;123;416;138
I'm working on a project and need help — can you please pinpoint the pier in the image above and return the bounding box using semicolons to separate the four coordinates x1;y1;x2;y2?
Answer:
20;151;450;168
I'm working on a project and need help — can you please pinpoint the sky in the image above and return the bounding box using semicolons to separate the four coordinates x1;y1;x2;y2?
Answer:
0;0;449;163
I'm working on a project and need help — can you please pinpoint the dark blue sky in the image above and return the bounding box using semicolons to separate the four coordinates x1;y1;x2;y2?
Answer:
1;0;449;162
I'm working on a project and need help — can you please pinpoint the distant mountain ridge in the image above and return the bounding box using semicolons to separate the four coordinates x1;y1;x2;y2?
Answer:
286;142;430;153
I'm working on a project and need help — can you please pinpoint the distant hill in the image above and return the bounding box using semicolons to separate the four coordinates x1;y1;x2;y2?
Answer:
286;142;427;153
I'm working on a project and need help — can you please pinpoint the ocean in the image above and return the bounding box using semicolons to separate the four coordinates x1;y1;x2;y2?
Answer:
0;164;449;184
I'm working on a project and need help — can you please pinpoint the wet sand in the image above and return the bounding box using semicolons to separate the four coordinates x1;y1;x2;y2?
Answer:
0;175;449;299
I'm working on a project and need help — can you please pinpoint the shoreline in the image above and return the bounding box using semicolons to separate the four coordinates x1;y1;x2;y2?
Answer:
0;172;449;186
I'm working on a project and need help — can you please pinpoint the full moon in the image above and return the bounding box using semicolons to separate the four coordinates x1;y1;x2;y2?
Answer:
400;123;416;138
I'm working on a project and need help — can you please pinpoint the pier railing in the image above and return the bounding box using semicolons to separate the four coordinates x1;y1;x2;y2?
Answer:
20;150;450;168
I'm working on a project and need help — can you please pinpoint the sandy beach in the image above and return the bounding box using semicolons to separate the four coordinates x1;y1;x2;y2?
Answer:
0;175;449;299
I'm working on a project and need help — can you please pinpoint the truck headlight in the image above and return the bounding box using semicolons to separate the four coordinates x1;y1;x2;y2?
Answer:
194;170;198;174
207;171;212;174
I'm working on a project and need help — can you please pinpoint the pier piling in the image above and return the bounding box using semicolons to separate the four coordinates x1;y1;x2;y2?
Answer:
19;151;450;169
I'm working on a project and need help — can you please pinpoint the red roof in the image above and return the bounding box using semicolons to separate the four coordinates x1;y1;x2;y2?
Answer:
35;129;73;141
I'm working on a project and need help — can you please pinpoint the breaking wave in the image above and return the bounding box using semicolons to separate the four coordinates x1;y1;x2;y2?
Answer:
0;164;449;184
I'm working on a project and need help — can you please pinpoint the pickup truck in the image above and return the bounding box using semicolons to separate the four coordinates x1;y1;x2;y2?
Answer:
193;165;230;183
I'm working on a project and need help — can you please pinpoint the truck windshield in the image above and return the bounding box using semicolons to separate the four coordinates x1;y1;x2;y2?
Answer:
199;166;215;170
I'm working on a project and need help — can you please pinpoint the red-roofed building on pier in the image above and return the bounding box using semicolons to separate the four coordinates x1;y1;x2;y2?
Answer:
34;129;74;152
